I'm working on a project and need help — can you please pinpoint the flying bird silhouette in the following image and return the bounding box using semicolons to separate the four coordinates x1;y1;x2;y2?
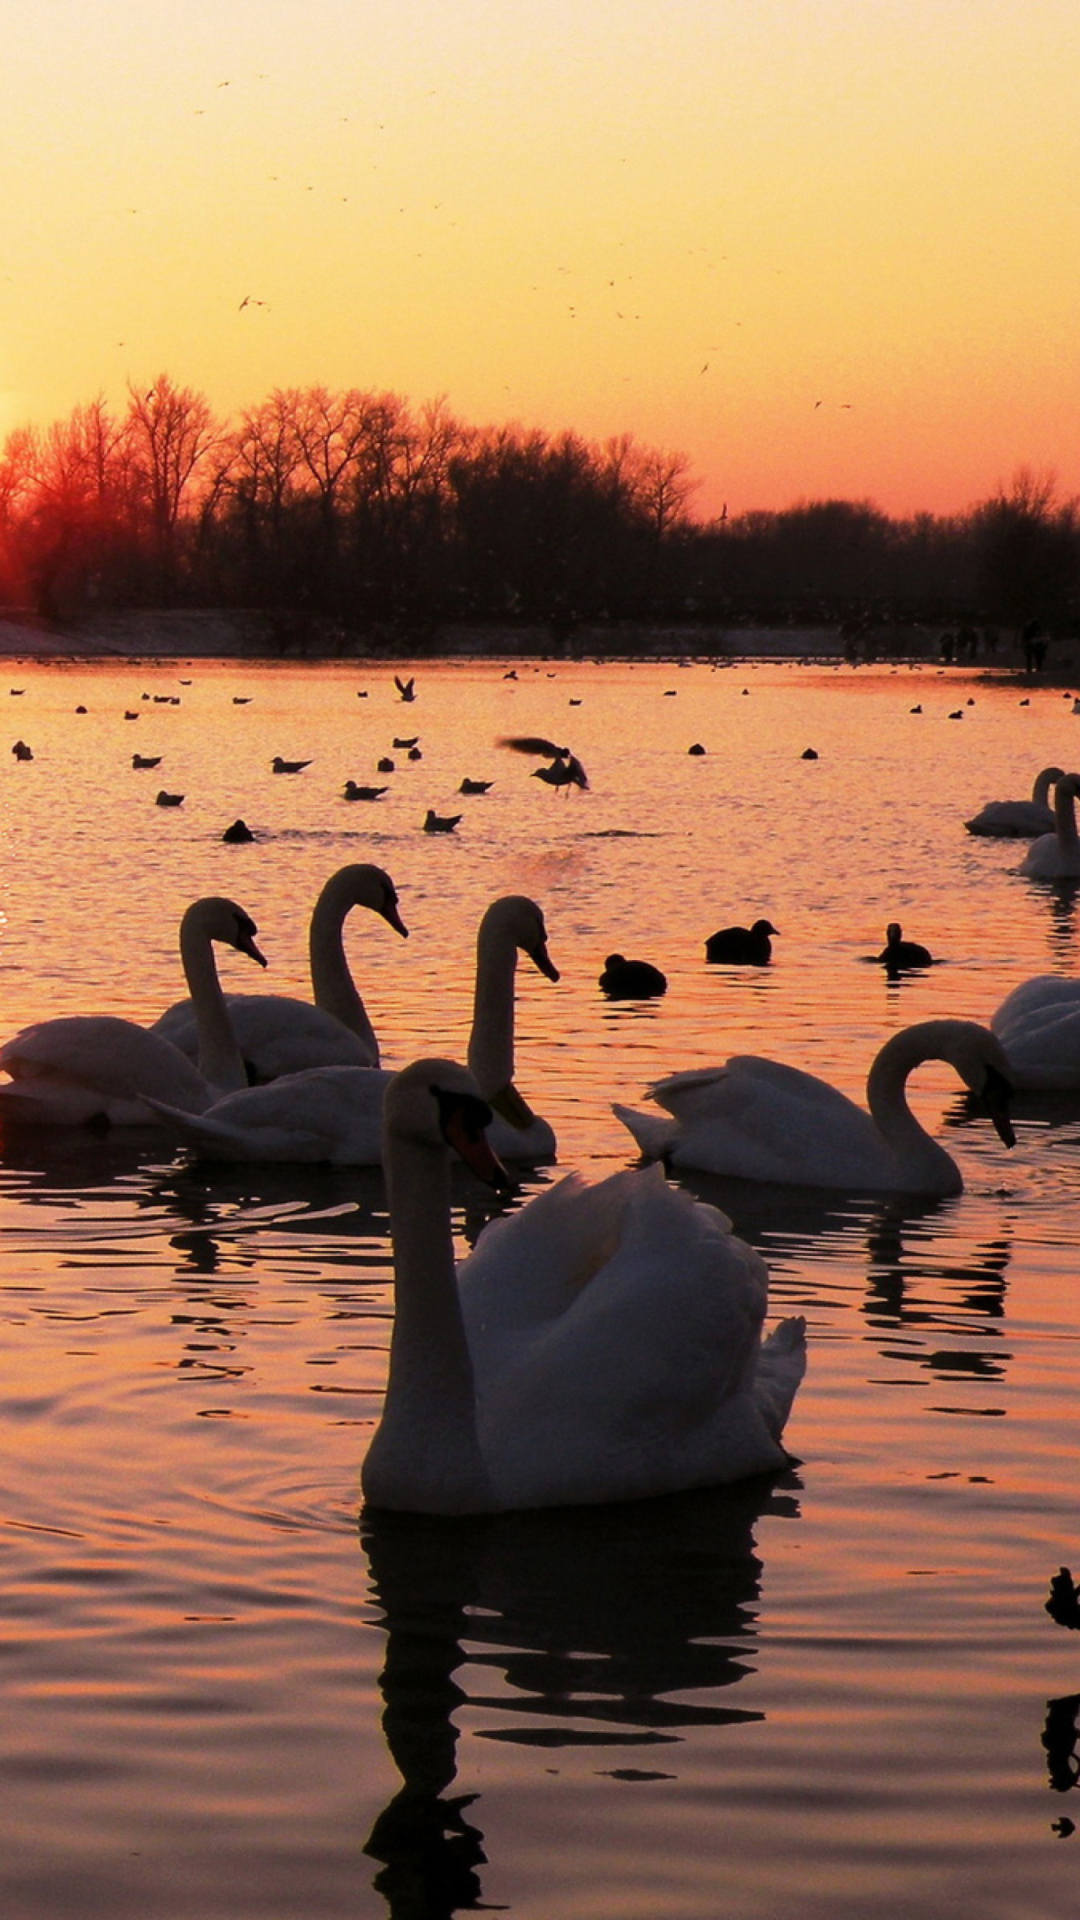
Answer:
498;735;589;791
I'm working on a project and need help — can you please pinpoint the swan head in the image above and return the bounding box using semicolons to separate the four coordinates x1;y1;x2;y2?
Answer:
904;1020;1016;1148
481;896;560;981
384;1059;514;1189
181;897;268;969
322;863;408;939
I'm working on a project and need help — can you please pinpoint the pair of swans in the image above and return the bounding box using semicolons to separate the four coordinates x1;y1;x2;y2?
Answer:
153;863;408;1080
613;1019;1015;1196
965;765;1064;838
147;895;560;1164
1018;773;1080;879
360;1059;807;1514
0;898;268;1127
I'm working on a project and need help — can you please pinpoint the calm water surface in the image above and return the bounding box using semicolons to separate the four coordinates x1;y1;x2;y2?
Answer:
2;655;1080;1917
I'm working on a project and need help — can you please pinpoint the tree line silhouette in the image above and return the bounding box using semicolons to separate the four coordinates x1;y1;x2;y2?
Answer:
0;374;1076;650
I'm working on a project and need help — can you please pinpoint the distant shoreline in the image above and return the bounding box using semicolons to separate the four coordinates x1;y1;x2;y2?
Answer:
0;607;1051;670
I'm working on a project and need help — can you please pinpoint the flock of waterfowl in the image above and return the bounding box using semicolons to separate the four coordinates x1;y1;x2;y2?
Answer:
5;694;1080;1516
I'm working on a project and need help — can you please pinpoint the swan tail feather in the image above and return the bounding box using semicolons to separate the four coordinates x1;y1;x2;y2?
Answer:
611;1101;679;1160
753;1315;808;1440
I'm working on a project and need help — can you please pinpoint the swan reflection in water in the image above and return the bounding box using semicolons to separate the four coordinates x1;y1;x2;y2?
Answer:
360;1475;800;1916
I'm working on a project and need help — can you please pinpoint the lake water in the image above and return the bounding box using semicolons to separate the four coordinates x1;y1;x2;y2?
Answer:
2;653;1080;1918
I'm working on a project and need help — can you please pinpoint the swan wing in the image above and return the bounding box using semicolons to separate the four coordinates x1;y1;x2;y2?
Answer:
145;1066;390;1162
473;1168;801;1506
636;1057;884;1183
992;976;1080;1087
0;1015;212;1123
965;800;1054;837
152;994;377;1078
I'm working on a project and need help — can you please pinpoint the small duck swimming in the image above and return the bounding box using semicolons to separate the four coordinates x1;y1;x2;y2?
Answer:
599;954;667;998
705;919;778;965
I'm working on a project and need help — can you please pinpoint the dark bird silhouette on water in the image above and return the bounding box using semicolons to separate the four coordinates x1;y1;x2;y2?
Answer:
272;755;312;774
459;777;493;794
222;818;255;842
11;740;32;761
156;790;184;807
132;754;161;769
377;756;395;773
498;734;589;791
599;954;667;998
1046;1567;1080;1631
343;781;388;801
705;919;778;965
876;923;934;973
423;808;461;833
394;675;416;702
393;736;419;749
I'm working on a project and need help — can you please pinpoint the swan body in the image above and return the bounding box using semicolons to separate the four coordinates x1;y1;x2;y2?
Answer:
965;766;1064;837
360;1059;807;1515
991;975;1080;1089
612;1020;1015;1195
153;864;406;1080
705;919;778;964
149;895;559;1165
1020;773;1080;878
0;898;267;1127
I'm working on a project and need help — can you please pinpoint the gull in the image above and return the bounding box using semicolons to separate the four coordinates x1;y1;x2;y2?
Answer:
271;755;312;774
498;735;589;792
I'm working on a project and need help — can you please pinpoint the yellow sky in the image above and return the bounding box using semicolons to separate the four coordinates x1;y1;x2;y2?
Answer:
2;0;1079;520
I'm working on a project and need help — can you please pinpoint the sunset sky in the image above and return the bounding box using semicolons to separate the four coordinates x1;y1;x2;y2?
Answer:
3;0;1079;522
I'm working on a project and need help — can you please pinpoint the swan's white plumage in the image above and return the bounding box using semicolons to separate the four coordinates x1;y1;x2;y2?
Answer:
153;863;405;1079
965;765;1064;838
0;897;266;1127
613;1020;1015;1195
991;975;1080;1088
1019;773;1080;879
361;1061;806;1515
148;893;558;1165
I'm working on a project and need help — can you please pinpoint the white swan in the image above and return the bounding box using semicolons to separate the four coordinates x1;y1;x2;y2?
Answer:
612;1020;1016;1195
1019;773;1080;879
144;895;560;1164
152;864;407;1079
964;765;1064;837
991;975;1080;1089
360;1058;807;1514
0;897;267;1127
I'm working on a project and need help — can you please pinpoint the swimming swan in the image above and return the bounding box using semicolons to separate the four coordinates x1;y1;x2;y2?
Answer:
360;1058;807;1514
153;864;407;1079
1019;773;1080;879
0;897;267;1127
991;975;1080;1089
144;895;560;1164
964;765;1064;838
612;1019;1016;1195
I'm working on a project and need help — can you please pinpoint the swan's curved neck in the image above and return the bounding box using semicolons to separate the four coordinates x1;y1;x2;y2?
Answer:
467;921;517;1096
1034;767;1062;806
1055;781;1080;848
180;919;247;1094
865;1025;960;1190
309;880;378;1059
365;1136;495;1513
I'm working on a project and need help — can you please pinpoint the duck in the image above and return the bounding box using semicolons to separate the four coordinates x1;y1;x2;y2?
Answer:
599;954;667;998
1019;773;1080;878
875;923;934;972
964;765;1064;838
0;897;267;1127
359;1058;807;1514
705;919;778;965
153;864;407;1081
145;895;559;1165
990;975;1080;1088
612;1019;1015;1195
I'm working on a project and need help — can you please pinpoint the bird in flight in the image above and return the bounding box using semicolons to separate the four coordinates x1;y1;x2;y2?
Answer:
498;735;589;792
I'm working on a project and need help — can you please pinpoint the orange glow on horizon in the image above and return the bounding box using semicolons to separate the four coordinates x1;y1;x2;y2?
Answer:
2;1;1080;522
